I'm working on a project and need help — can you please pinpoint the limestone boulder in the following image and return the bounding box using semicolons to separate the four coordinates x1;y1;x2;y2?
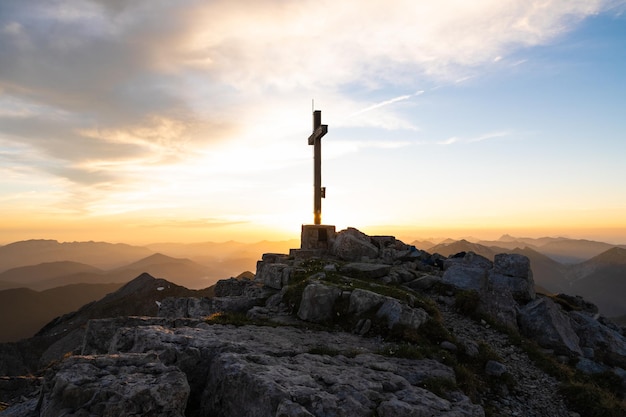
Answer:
518;298;582;356
256;262;294;290
331;228;379;261
442;265;488;292
576;358;610;375
157;296;260;318
569;311;626;368
347;289;429;331
404;274;441;291
443;252;492;271
370;235;416;263
441;252;492;291
477;289;519;331
489;254;535;303
375;299;429;331
158;297;216;318
340;263;391;279
214;277;253;297
297;283;342;323
493;253;532;279
348;289;388;316
38;353;189;417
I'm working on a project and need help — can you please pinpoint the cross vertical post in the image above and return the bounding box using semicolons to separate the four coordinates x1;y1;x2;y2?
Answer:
307;110;328;225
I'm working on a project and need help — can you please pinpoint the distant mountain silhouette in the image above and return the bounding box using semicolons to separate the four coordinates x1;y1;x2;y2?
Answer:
0;240;153;271
567;247;626;317
0;261;103;288
409;239;436;250
495;234;565;247
0;283;122;343
113;253;216;289
145;239;298;279
0;239;298;291
0;253;224;291
424;239;503;260
539;239;624;264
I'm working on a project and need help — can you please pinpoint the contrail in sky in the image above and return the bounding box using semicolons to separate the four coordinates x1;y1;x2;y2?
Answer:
351;90;425;117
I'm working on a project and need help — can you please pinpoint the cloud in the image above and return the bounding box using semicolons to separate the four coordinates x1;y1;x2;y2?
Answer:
468;131;513;143
436;131;512;145
0;0;616;215
437;137;459;146
139;218;249;229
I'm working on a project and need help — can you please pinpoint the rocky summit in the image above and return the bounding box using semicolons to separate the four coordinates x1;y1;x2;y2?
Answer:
1;227;625;417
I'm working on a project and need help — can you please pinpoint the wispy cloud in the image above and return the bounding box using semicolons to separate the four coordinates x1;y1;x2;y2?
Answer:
350;91;424;117
437;137;459;146
437;131;512;145
468;131;513;143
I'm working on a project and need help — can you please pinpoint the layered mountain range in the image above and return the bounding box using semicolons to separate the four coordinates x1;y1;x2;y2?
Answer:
0;234;624;344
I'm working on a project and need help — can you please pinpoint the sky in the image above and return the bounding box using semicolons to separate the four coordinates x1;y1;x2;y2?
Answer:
1;0;626;245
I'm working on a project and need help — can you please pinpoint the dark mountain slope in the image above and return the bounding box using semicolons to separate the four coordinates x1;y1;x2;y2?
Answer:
0;283;122;343
568;247;626;317
0;273;214;375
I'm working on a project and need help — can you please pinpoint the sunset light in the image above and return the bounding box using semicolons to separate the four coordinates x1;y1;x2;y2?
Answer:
1;0;625;245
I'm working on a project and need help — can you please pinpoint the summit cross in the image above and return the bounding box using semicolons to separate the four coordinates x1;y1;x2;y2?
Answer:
307;110;328;225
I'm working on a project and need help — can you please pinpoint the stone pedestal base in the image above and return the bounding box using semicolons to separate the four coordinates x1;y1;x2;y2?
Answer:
300;224;336;250
288;225;336;259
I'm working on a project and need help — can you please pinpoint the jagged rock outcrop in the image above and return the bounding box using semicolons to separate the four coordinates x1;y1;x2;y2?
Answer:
442;252;535;305
297;283;342;322
442;252;490;291
489;253;535;303
340;262;391;279
518;297;583;356
331;228;379;261
79;318;483;417
569;310;626;368
38;353;189;417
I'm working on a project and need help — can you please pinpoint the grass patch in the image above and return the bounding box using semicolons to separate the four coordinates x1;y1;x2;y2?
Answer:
418;377;458;398
204;312;255;326
454;290;481;317
454;363;483;403
377;343;425;360
560;383;625;417
282;279;310;314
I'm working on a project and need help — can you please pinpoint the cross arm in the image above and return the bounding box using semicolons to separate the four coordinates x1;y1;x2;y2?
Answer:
307;124;328;145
